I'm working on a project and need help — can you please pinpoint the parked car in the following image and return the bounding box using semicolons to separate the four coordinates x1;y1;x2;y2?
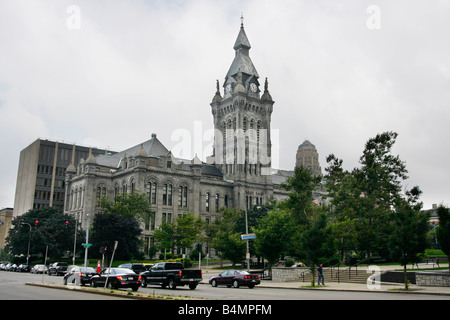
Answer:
91;268;140;291
209;270;260;288
31;264;47;274
48;262;68;276
118;263;146;274
17;264;31;272
139;262;202;290
63;266;98;286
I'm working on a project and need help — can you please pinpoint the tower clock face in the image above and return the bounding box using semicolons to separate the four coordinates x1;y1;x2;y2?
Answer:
250;83;257;92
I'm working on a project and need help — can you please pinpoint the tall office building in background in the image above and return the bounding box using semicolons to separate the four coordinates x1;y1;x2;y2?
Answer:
13;139;114;217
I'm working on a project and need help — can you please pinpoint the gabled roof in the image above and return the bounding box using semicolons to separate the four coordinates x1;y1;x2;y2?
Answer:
95;134;169;168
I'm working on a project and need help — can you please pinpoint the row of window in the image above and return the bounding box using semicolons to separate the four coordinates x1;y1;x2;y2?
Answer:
34;190;64;202
36;177;65;189
96;182;232;213
37;165;66;177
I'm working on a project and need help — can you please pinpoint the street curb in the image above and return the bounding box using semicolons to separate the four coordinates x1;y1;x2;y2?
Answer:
25;282;198;300
198;281;450;296
255;283;450;296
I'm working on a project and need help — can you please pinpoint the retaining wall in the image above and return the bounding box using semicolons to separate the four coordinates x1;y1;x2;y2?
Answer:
415;271;450;287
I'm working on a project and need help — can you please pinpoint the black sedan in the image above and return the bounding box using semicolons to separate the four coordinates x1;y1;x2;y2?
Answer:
91;268;140;291
63;266;98;286
209;270;260;288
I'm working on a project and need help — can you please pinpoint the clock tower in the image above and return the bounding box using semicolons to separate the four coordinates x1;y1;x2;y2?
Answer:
210;19;275;209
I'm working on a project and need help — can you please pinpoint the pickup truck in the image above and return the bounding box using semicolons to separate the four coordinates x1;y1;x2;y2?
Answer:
139;262;202;290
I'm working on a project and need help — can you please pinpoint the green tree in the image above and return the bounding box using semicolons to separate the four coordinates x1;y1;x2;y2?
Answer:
153;221;176;254
153;213;204;258
279;166;322;225
253;209;296;267
436;205;450;271
90;209;143;261
389;186;430;289
174;213;204;252
91;192;150;260
98;192;152;222
209;208;246;266
355;131;409;257
298;212;334;286
6;207;84;261
214;231;246;266
324;132;413;260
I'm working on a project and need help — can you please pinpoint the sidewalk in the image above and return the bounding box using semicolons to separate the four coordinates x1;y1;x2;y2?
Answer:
257;278;450;296
201;264;450;296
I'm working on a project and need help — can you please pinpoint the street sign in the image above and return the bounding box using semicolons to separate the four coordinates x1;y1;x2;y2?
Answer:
82;243;92;248
241;233;256;240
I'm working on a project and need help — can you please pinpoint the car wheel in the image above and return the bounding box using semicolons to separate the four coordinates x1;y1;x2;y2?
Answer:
211;280;217;287
141;277;147;288
132;285;139;292
107;281;115;290
168;278;177;290
233;280;239;288
189;283;197;290
248;284;255;289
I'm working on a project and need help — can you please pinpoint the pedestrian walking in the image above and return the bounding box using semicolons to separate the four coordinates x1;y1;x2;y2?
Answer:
317;264;324;285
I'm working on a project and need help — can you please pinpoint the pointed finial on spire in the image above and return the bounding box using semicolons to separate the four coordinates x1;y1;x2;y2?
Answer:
240;12;244;28
212;79;222;103
262;77;273;101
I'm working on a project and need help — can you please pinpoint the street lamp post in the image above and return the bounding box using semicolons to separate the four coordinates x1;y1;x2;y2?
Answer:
245;210;250;272
83;214;90;268
72;215;78;265
20;223;31;265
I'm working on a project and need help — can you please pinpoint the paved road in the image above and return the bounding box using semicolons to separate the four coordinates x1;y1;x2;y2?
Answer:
0;272;126;300
1;271;448;300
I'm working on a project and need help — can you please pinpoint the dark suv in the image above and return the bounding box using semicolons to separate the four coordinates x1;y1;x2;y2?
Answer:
48;262;68;276
118;263;146;274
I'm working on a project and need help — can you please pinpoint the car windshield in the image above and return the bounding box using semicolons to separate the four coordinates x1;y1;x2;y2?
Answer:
80;267;96;273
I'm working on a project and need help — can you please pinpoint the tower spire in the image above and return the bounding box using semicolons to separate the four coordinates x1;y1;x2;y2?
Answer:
241;12;244;28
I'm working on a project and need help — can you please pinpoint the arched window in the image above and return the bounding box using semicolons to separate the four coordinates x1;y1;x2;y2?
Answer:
178;185;188;207
215;193;220;212
224;195;229;208
206;192;210;212
163;183;173;206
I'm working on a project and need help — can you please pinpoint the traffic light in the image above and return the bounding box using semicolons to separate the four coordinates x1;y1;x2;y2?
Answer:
34;220;39;226
65;220;69;227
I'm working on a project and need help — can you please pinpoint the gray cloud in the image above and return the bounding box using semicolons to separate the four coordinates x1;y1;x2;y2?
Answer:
0;0;448;209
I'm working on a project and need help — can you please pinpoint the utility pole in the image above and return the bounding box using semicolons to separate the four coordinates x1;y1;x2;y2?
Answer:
83;214;90;268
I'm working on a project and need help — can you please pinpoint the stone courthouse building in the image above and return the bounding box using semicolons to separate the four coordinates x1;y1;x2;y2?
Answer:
64;21;290;256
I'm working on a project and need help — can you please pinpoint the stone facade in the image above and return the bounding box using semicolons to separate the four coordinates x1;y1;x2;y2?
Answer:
416;271;450;287
63;22;290;258
272;267;309;282
295;140;322;177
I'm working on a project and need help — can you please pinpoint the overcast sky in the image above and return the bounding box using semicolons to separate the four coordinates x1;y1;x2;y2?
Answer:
1;0;449;210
